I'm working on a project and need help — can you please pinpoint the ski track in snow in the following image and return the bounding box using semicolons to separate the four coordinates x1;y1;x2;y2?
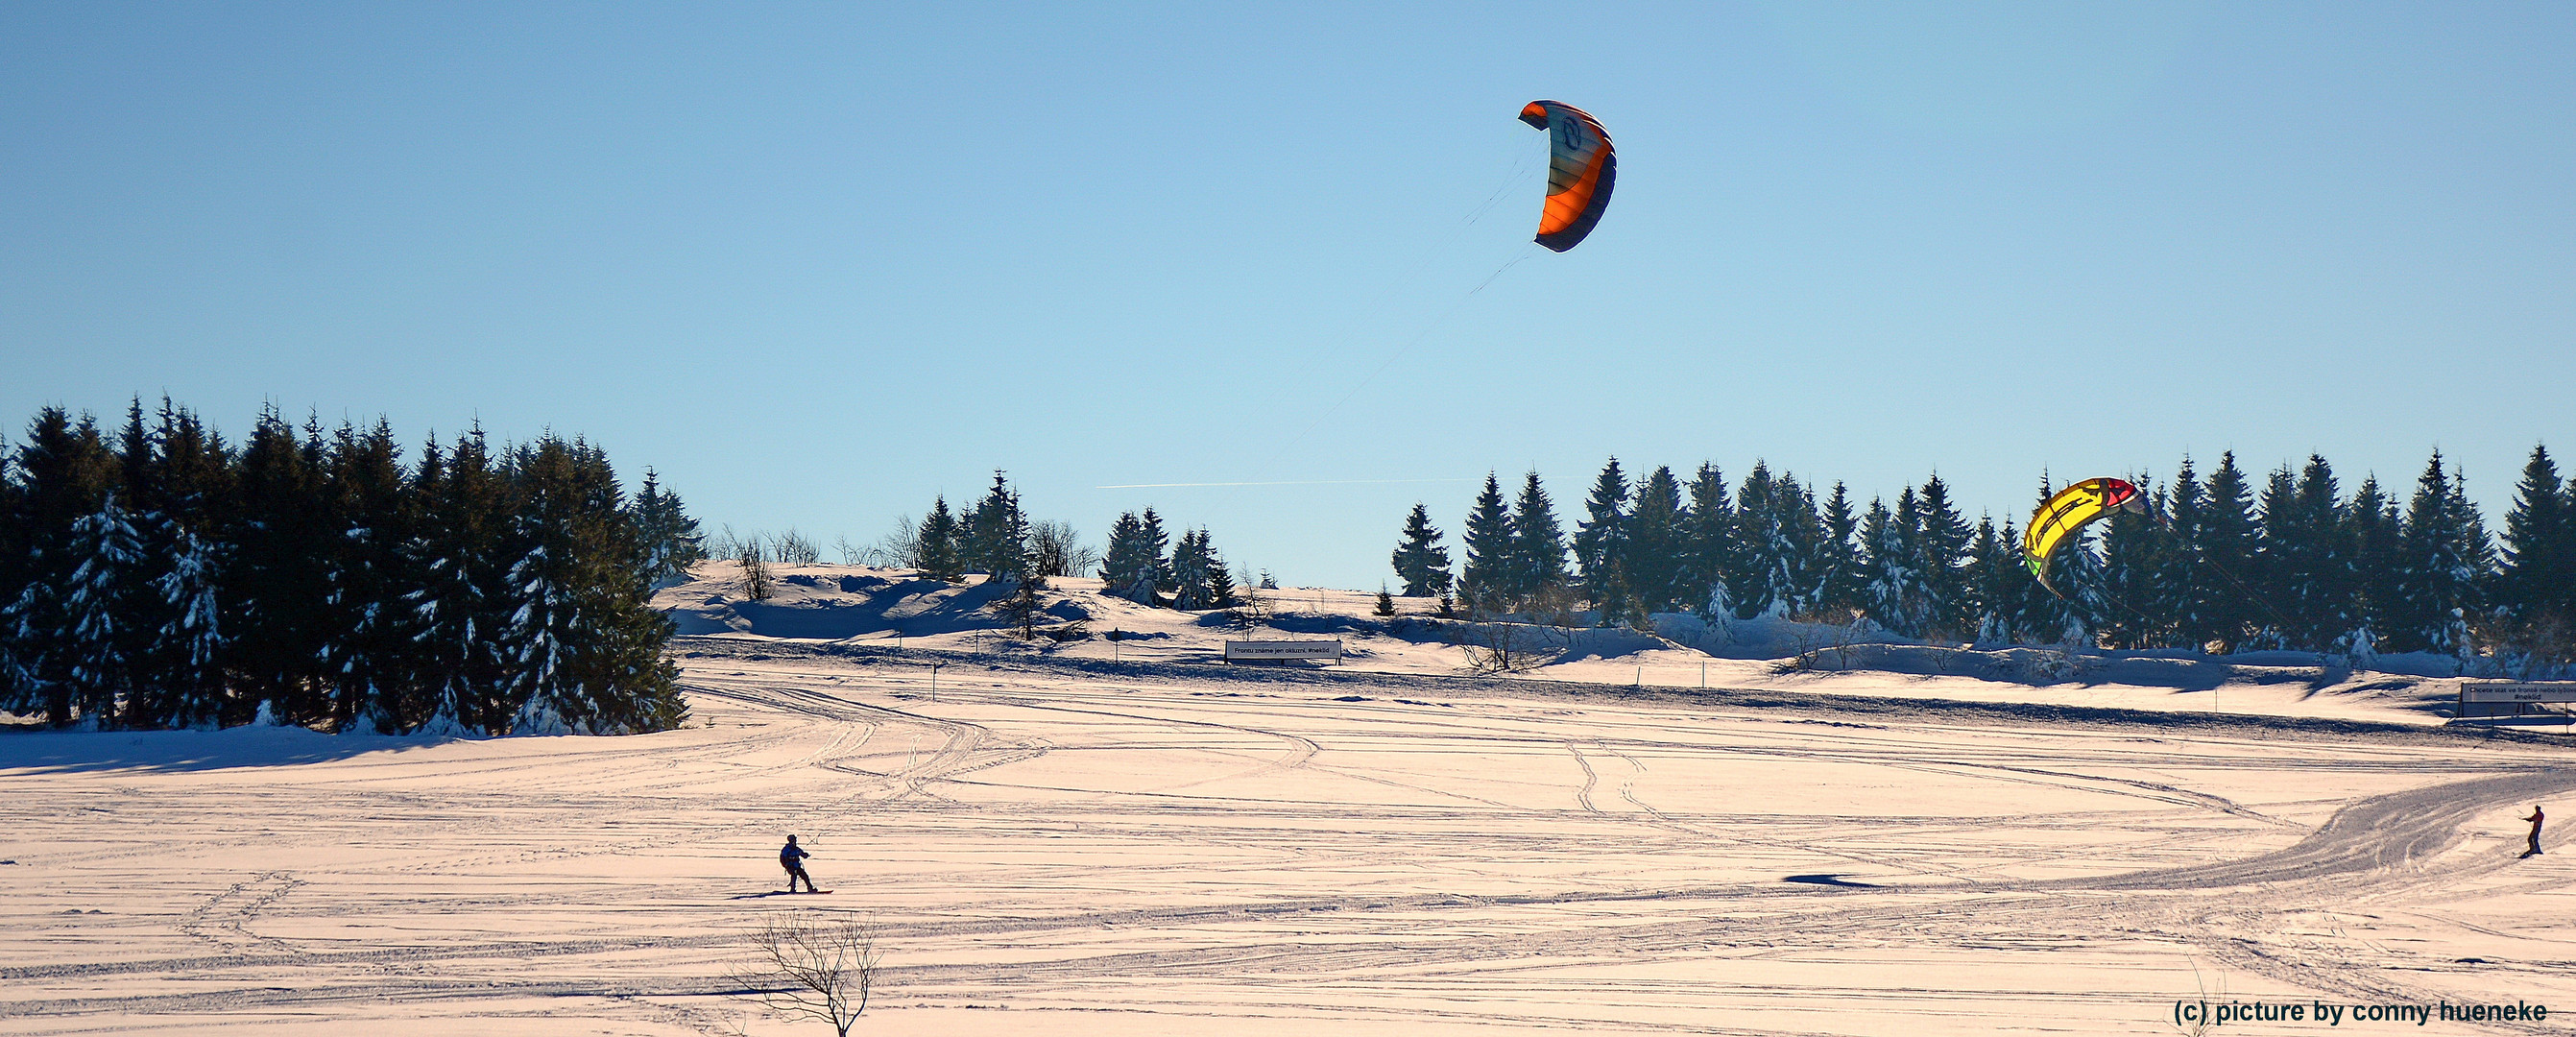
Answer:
3;639;2573;1035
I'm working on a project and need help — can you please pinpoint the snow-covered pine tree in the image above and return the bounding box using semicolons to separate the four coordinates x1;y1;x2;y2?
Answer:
320;421;419;734
1099;511;1157;605
493;436;684;736
1856;494;1908;635
61;492;148;728
1572;458;1627;612
1508;470;1570;611
1680;464;1733;618
2390;451;2483;660
129;401;234;729
1724;463;1778;619
1457;473;1515;616
1389;503;1453;598
409;427;513;735
1911;475;1974;642
0;431;26;714
1169;529;1218;611
4;408;120;725
1968;516;2023;645
1621;466;1686;615
1768;471;1825;619
140;521;226;729
631;468;706;589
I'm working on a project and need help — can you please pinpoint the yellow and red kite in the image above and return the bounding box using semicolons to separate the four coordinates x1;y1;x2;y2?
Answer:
2024;477;2148;598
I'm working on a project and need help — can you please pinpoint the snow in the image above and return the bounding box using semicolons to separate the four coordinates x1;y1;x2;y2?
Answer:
3;563;2571;1034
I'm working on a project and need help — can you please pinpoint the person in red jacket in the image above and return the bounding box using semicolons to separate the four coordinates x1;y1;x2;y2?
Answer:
2523;807;2545;858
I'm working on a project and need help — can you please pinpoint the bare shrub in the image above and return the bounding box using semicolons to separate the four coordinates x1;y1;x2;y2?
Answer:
736;540;774;601
769;528;822;566
730;911;880;1037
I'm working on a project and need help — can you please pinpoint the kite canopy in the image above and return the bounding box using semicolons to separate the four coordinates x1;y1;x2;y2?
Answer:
2023;477;2148;598
1518;100;1615;253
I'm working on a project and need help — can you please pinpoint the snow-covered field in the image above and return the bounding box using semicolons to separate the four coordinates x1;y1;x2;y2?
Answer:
4;567;2572;1035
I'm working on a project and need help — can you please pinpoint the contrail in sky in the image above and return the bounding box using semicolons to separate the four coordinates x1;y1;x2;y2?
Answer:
1095;477;1479;490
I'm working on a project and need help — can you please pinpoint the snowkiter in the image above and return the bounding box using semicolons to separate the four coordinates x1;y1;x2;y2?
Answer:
2524;807;2546;858
781;834;818;892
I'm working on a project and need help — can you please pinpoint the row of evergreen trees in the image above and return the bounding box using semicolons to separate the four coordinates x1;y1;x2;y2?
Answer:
0;400;699;734
1392;446;2576;663
878;474;1248;612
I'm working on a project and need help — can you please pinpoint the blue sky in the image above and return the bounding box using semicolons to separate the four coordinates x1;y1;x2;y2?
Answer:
5;2;2570;591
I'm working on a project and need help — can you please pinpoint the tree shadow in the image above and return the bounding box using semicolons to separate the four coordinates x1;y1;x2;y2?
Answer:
1783;873;1878;888
0;725;469;775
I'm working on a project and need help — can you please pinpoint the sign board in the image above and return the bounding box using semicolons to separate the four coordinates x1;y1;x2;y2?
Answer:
1224;639;1342;663
2461;682;2576;704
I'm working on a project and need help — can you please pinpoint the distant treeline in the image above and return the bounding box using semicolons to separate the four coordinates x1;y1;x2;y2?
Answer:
1395;447;2576;666
0;400;704;734
854;473;1251;612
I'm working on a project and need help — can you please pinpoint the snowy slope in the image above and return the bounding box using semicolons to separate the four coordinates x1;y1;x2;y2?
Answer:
3;642;2572;1035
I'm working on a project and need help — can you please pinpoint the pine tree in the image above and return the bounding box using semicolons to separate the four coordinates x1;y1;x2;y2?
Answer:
1374;587;1397;616
1969;516;2027;645
2389;451;2483;659
632;468;706;588
61;492;147;727
1099;509;1167;606
916;496;965;582
1388;503;1453;598
2255;456;2354;651
409;426;515;735
2342;474;2402;657
2495;445;2572;636
1621;466;1686;615
1857;495;1910;635
5;408;121;725
318;421;418;733
2159;458;2217;651
2093;478;2167;650
1724;463;1778;619
0;430;28;714
1814;482;1865;623
1457;473;1515;616
1768;472;1827;618
1912;475;1973;641
228;406;335;725
2199;452;2263;653
1680;464;1734;617
1572;458;1627;610
961;471;1030;584
1169;528;1221;611
1508;471;1570;609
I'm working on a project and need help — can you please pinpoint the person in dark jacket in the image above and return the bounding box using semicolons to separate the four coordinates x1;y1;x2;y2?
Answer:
780;834;819;892
2523;807;2545;858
